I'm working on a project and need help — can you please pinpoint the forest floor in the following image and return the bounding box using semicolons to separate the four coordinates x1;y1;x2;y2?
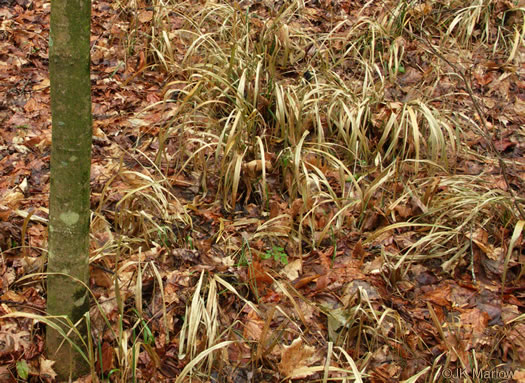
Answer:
1;0;525;381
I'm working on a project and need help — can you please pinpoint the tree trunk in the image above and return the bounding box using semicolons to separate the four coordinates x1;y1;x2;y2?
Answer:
47;0;92;378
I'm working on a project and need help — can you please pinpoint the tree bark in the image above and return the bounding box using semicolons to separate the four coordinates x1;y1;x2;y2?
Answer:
47;0;92;378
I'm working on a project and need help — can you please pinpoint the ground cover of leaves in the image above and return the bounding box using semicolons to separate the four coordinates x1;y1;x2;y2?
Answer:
1;0;525;381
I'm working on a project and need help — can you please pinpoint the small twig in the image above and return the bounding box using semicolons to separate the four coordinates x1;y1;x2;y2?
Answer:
0;300;47;314
469;224;476;284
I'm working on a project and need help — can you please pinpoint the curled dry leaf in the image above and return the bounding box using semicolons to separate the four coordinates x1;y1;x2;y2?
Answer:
242;159;272;178
137;10;153;23
39;357;57;380
278;337;316;379
280;259;302;281
0;326;30;357
243;309;265;341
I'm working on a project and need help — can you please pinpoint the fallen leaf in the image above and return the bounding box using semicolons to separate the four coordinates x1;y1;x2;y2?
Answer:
95;341;114;374
278;338;316;379
424;284;451;307
39;357;57;380
243;309;264;341
280;259;301;280
138;10;153;23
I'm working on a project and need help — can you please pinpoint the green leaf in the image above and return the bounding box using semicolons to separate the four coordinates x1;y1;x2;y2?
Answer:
16;360;29;380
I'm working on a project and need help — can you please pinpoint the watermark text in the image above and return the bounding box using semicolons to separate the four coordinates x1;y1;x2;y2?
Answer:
440;367;514;381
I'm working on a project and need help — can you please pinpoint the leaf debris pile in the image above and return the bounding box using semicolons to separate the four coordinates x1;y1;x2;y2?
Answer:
1;0;525;381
